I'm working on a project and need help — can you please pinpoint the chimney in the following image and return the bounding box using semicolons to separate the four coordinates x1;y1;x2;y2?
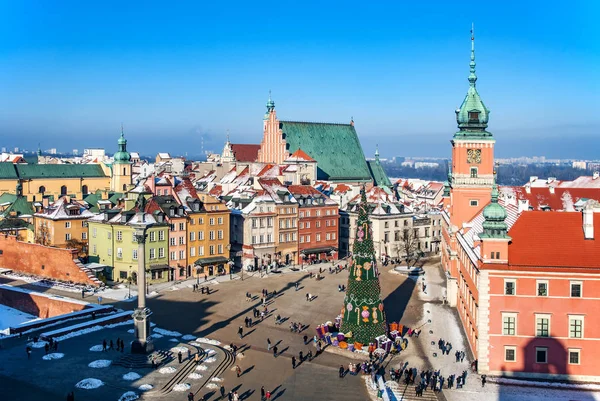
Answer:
518;199;530;213
594;171;599;180
583;204;594;240
549;186;555;194
530;176;538;183
525;184;531;194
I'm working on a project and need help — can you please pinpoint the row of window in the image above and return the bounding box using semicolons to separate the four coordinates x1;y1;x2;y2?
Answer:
178;244;223;259
252;234;273;245
299;232;336;243
91;246;165;260
298;209;334;217
299;220;336;229
252;217;274;228
64;232;87;241
91;228;167;242
279;232;297;243
502;313;584;338
64;221;87;228
504;280;583;297
504;346;581;365
279;218;297;229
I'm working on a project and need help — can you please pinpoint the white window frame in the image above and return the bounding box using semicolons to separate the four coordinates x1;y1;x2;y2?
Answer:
190;247;196;257
149;248;155;259
536;280;548;297
65;221;71;229
190;232;196;241
218;244;223;254
218;217;223;225
179;250;185;259
65;233;71;241
570;281;583;298
504;279;516;295
116;230;122;241
504;346;517;362
502;312;517;336
470;199;479;207
569;315;584;339
149;231;156;242
535;347;548;364
92;227;97;238
209;218;215;226
132;249;138;260
116;247;123;259
568;349;581;365
535;313;551;337
82;232;87;240
170;251;177;261
198;246;204;256
199;231;204;240
159;247;165;258
159;230;165;241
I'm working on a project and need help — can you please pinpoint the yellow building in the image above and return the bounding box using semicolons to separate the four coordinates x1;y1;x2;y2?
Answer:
275;203;298;265
190;193;231;277
0;162;111;202
33;196;95;255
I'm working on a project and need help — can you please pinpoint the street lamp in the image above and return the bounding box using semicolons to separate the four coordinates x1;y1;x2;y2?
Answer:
128;266;132;299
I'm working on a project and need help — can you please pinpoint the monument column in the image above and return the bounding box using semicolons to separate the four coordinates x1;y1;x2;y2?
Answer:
131;222;154;354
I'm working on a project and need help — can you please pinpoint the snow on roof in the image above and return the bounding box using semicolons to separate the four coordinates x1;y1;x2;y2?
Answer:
285;149;316;163
558;176;600;189
158;153;171;158
34;197;95;220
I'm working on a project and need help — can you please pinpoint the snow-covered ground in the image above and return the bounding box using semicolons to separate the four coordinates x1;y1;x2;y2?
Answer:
0;304;38;334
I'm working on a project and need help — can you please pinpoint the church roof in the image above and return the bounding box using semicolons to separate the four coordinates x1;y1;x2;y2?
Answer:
280;121;371;182
231;144;261;162
367;160;392;187
508;211;600;269
0;164;108;179
285;149;315;163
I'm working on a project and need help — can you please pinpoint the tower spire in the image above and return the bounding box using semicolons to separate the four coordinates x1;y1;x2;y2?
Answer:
266;90;275;113
469;23;477;87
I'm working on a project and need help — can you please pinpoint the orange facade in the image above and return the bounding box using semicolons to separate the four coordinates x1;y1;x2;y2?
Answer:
298;205;339;263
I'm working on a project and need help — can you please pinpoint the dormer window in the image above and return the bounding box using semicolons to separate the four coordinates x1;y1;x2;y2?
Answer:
468;111;480;122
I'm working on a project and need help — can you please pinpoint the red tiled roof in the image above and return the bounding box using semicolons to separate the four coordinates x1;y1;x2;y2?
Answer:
209;185;223;197
287;149;315;162
501;186;600;211
508;211;600;268
231;144;260;162
288;185;322;196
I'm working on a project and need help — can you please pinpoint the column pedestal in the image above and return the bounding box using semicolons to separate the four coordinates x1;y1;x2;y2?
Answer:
131;307;154;354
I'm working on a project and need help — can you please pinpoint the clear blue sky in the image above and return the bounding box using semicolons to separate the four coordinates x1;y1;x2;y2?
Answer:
0;1;598;159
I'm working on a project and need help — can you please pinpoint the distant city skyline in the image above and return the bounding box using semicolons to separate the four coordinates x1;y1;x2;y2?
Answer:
0;2;598;159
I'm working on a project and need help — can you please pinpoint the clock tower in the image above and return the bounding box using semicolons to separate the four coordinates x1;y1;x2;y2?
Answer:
449;27;495;228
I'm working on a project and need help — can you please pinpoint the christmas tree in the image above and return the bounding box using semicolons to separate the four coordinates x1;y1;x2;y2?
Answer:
340;187;387;345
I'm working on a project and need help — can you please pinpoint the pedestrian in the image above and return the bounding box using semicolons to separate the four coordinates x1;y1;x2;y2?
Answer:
244;317;249;328
292;356;297;369
235;365;241;377
339;365;345;378
205;274;208;282
195;353;200;364
117;337;121;351
295;282;299;291
44;342;49;354
220;385;225;399
303;335;308;344
299;351;303;362
306;293;309;301
188;391;194;401
109;339;114;350
481;374;486;387
120;339;124;352
103;339;107;351
26;345;32;359
307;350;313;361
273;345;278;357
81;289;85;299
249;317;253;327
267;338;271;351
178;351;183;363
238;326;243;339
261;386;265;401
228;391;233;401
233;391;239;401
265;390;271;400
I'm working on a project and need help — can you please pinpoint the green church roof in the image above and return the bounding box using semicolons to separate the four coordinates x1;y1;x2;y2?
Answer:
0;163;18;179
280;121;371;182
367;148;392;187
11;164;108;179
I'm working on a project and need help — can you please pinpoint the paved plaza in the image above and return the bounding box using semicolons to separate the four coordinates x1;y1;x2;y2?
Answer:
2;261;600;401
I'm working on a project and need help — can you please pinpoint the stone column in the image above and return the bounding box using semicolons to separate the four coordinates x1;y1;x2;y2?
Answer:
131;224;154;354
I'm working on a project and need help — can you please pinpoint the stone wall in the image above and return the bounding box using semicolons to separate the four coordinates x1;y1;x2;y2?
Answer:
0;235;99;286
0;286;88;319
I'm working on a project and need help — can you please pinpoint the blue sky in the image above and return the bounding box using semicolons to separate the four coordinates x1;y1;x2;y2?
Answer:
0;1;598;159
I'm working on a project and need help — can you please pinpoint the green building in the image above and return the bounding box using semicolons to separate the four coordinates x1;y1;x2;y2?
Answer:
88;209;170;284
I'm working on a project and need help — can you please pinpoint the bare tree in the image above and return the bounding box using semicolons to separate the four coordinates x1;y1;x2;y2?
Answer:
400;229;419;265
35;223;51;246
66;238;86;258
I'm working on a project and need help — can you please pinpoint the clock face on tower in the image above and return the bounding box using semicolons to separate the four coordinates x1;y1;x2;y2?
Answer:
467;149;482;164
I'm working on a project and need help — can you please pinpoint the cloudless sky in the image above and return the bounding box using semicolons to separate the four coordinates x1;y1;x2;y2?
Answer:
0;1;598;159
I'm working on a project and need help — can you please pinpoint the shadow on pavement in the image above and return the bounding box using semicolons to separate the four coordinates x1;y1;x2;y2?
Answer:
383;276;417;323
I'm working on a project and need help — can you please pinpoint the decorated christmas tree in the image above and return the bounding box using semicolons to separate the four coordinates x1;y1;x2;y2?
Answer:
340;187;387;345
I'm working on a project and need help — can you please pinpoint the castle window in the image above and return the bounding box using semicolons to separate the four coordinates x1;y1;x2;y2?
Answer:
39;186;46;194
470;167;478;178
61;185;67;196
468;111;479;122
470;200;478;207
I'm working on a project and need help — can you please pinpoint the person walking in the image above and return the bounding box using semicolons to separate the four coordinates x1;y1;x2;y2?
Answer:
44;342;49;355
481;374;487;387
339;365;345;378
261;386;265;401
267;338;271;351
295;282;299;291
109;340;114;350
232;391;239;401
299;351;303;362
102;339;107;351
188;392;194;401
178;351;183;363
273;345;278;357
307;349;313;361
265;390;271;400
228;391;233;401
219;385;225;399
306;293;309;301
235;365;241;377
303;335;308;344
238;326;243;339
292;356;297;369
26;345;32;359
195;352;200;364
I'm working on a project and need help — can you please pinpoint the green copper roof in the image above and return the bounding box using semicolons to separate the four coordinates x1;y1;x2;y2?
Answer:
114;130;131;164
281;121;371;182
480;181;510;239
367;160;391;187
454;28;492;139
0;163;18;179
10;164;108;179
0;196;34;218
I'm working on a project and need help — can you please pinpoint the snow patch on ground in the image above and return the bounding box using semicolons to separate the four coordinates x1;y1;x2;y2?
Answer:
0;304;38;331
123;372;141;381
127;329;135;334
188;373;203;379
189;341;202;347
88;359;111;368
147;291;159;298
211;377;223;382
29;340;49;348
205;348;216;355
237;352;245;359
196;365;208;371
159;366;176;374
75;378;104;389
169;338;179;342
173;383;191;392
89;344;104;352
138;384;153;391
181;334;196;340
118;391;139;401
42;352;64;360
195;337;221;345
205;357;217;363
206;383;218;389
150;333;163;339
170;346;189;354
154;327;182;337
54;325;103;342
